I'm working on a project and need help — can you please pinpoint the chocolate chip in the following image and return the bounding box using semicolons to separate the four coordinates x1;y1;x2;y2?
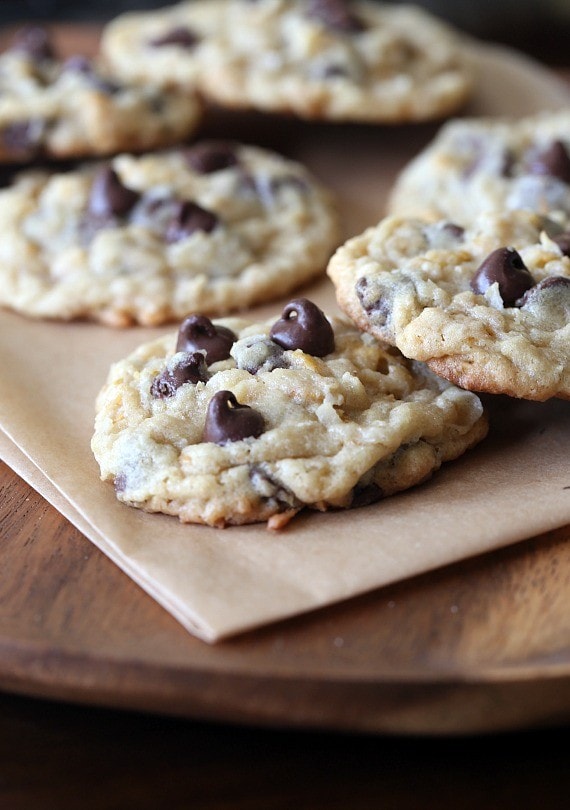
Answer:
442;222;465;240
0;120;43;157
149;26;199;48
150;352;208;398
0;167;15;188
470;247;535;307
307;0;365;33
62;55;120;94
351;482;384;509
203;390;265;445
88;167;139;219
270;299;335;357
10;26;55;61
528;140;570;183
165;201;218;243
552;233;570;257
184;141;239;174
176;314;236;363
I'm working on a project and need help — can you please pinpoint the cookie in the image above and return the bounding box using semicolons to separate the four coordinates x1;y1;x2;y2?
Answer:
0;26;203;163
91;299;488;529
328;210;570;401
101;0;472;123
389;110;570;224
0;142;339;325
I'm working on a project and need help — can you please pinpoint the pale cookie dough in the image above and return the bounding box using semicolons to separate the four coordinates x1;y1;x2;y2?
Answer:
91;300;488;528
101;0;472;123
328;210;570;401
0;26;203;163
389;110;570;224
0;143;339;325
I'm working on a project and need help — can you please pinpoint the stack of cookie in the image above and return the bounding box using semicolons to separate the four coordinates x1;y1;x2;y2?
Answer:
2;1;527;529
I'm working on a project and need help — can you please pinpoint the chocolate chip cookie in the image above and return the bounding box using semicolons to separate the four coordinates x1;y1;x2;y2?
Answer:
0;26;203;163
0;143;339;325
328;210;570;401
101;0;472;123
389;110;570;224
91;299;488;528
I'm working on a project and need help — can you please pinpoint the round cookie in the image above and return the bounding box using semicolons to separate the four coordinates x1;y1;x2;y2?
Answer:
0;142;339;325
389;110;570;224
0;26;203;163
91;299;488;529
328;210;570;401
101;0;472;123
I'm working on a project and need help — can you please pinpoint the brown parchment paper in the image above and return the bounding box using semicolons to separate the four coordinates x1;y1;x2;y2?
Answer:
1;42;569;642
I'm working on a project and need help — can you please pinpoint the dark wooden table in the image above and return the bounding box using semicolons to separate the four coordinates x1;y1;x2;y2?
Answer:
1;21;570;810
0;688;569;810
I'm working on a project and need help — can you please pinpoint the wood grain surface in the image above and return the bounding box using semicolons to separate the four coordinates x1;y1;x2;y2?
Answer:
0;24;570;738
2;456;570;735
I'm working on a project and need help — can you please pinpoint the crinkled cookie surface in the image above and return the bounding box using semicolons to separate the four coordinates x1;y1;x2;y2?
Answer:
0;26;202;162
91;302;488;528
389;110;570;224
0;143;339;325
328;210;570;401
102;0;472;122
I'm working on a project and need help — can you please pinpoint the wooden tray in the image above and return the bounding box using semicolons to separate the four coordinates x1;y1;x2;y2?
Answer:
1;25;569;736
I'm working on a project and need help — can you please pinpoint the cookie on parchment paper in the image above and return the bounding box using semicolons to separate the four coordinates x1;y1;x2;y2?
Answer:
328;210;570;401
101;0;472;123
91;299;488;529
0;26;203;163
0;142;339;325
389;110;570;224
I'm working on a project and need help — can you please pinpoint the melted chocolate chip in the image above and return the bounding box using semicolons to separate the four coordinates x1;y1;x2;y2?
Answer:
517;275;570;307
251;174;309;207
176;314;236;363
232;336;288;374
62;54;92;74
307;0;365;33
88;167;139;219
184;141;239;174
270;299;335;357
150;352;208;398
528;140;570;183
10;26;55;61
165;201;218;243
351;482;384;509
320;63;350;79
462;143;513;181
113;472;127;493
470;247;535;307
249;465;300;510
1;120;43;157
203;391;265;445
356;276;390;323
149;26;199;48
552;232;570;257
